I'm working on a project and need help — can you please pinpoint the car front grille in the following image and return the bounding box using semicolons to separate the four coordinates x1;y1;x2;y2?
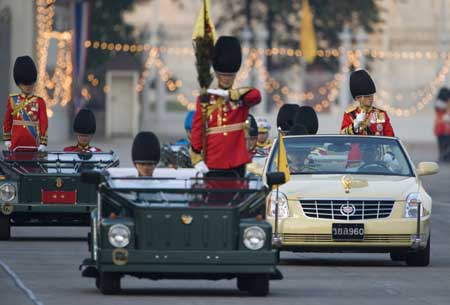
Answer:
299;199;395;220
281;233;411;243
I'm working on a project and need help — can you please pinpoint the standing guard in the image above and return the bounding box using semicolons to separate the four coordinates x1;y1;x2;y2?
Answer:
276;104;301;135
3;56;48;152
340;70;395;136
132;131;160;177
64;109;101;152
190;36;261;177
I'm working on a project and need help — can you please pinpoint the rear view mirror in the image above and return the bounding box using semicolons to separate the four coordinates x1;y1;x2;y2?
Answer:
416;162;439;176
266;172;286;187
80;170;102;185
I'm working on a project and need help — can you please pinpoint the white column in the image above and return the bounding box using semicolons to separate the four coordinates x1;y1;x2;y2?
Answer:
338;25;352;115
355;27;368;70
254;25;268;116
440;0;449;84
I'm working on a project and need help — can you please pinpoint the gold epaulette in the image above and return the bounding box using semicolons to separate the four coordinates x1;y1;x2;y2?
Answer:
9;93;19;97
372;105;386;113
345;105;358;114
229;87;251;101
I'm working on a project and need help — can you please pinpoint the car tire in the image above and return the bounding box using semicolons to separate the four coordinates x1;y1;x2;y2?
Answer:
96;272;121;294
247;274;269;296
237;275;251;291
406;237;430;267
390;251;406;261
0;214;11;240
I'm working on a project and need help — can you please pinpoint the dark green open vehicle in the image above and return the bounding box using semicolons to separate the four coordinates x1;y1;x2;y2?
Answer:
0;151;119;240
80;170;284;296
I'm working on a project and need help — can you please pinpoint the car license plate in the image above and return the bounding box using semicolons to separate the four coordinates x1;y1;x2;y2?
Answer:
332;223;364;241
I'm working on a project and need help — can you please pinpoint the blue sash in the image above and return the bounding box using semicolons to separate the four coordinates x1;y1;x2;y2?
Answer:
13;95;38;139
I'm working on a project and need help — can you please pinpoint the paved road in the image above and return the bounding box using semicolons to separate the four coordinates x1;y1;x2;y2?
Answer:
1;145;449;305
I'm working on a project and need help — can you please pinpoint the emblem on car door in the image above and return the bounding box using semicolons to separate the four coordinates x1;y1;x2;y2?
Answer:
56;178;63;188
181;214;193;225
341;175;353;193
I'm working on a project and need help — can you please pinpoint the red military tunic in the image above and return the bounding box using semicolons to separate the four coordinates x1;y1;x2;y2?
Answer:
340;105;395;136
3;94;48;151
191;88;261;169
63;144;102;153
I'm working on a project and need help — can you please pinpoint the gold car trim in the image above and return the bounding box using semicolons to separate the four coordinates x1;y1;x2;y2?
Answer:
280;233;412;243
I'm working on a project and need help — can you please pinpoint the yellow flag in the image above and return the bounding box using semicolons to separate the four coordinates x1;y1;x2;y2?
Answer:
192;0;217;41
300;0;317;64
277;134;291;183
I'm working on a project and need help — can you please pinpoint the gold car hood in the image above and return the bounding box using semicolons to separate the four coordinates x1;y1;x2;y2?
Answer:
280;175;418;200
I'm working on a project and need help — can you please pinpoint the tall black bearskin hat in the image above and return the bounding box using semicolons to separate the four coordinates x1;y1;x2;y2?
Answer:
287;124;309;136
349;69;376;99
212;36;242;73
294;106;319;135
247;114;258;137
437;87;449;101
13;56;37;85
276;104;300;132
73;109;96;135
132;132;161;163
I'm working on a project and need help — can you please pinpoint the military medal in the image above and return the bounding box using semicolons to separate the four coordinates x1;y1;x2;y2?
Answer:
377;123;383;132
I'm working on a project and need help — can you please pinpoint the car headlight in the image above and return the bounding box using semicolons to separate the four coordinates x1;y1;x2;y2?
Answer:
267;191;289;218
0;183;16;202
404;192;424;218
108;224;130;248
243;226;266;250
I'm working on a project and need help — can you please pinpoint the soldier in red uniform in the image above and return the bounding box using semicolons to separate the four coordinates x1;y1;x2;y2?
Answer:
340;69;395;137
433;87;450;162
190;36;261;177
64;109;101;152
3;56;48;152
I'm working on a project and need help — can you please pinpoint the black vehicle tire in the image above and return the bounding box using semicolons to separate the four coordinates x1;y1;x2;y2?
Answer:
390;251;406;262
237;276;251;291
406;237;430;267
247;274;269;296
0;214;11;240
96;272;121;294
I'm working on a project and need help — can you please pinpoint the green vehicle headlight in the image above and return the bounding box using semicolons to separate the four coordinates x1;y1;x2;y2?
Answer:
243;226;266;250
0;183;16;202
108;224;130;248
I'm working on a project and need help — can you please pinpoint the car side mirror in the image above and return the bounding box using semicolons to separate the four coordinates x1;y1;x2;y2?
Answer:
416;162;439;176
80;170;102;185
266;172;286;187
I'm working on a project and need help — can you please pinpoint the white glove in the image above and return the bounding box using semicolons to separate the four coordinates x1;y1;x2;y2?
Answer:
383;152;395;163
194;161;209;174
354;112;366;128
207;88;229;99
38;145;47;152
4;141;11;150
443;113;450;122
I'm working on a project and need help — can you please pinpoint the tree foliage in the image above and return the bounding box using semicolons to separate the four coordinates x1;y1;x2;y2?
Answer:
215;0;382;70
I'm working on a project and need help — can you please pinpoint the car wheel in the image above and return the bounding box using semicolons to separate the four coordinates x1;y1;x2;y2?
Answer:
97;272;121;294
406;237;430;267
247;274;269;296
390;251;406;262
0;214;11;240
236;275;251;291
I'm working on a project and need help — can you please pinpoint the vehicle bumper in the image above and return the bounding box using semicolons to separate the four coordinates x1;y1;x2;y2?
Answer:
1;203;95;225
269;217;430;250
82;249;279;276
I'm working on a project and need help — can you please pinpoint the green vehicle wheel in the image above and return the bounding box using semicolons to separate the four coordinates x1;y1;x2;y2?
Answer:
236;275;251;291
96;272;121;294
247;274;269;296
0;214;11;241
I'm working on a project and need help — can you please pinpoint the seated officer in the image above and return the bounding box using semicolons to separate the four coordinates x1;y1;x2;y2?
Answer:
64;109;101;152
132;131;160;177
256;117;272;150
175;110;195;146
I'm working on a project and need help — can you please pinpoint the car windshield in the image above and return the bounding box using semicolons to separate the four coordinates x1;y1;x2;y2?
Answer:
268;136;414;176
108;177;264;207
0;151;118;174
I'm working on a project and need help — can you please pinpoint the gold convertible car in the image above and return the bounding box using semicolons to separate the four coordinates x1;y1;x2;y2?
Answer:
264;135;438;266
